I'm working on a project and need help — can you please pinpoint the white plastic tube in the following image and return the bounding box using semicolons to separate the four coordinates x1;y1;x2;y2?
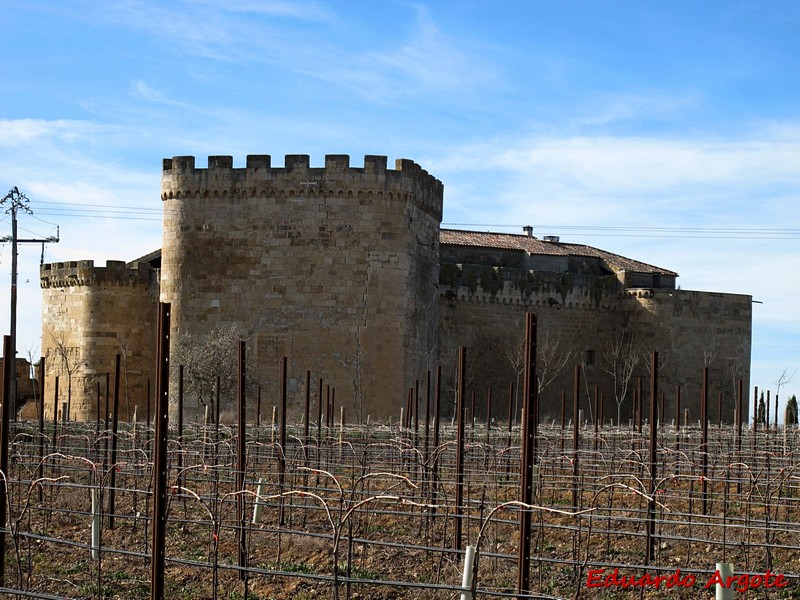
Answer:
716;563;734;600
91;488;100;560
252;478;265;525
460;545;476;600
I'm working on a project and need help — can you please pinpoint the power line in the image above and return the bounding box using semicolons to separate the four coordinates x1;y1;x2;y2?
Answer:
34;211;161;222
441;222;800;239
33;200;161;212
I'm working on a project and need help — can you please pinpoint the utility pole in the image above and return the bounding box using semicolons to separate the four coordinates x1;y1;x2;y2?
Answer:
1;187;59;415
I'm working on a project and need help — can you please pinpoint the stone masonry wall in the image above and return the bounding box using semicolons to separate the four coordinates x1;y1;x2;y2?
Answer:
40;260;158;421
629;288;752;424
438;265;752;425
438;264;630;423
160;154;443;421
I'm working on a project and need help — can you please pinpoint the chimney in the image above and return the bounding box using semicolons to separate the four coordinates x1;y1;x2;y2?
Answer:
522;225;533;237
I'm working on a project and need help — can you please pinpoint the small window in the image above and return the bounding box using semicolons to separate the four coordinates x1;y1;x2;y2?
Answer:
585;349;595;366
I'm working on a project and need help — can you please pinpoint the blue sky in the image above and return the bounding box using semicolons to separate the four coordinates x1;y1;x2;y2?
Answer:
2;1;799;412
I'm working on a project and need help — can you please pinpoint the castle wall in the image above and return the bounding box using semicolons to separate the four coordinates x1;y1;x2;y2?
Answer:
40;260;158;421
438;264;752;425
437;264;629;422
0;358;38;415
160;154;443;420
628;288;752;424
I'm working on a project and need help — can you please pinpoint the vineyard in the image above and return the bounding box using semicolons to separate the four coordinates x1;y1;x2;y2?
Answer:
0;413;797;599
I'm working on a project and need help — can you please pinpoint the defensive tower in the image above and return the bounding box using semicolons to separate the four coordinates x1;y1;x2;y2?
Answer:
160;154;443;419
40;260;158;421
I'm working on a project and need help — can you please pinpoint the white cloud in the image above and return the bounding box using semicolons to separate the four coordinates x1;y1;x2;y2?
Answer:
130;81;189;107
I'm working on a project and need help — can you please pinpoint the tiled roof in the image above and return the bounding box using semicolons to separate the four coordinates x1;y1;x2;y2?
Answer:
439;229;677;277
127;249;162;268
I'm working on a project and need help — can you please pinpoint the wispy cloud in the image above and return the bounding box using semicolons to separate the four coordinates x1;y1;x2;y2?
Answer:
79;1;498;102
130;80;190;107
358;4;498;95
433;124;800;352
435;128;800;226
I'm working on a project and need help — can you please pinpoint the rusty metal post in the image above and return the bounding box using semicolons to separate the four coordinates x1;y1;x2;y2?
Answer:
434;366;442;451
146;379;151;428
317;378;323;445
326;385;333;430
37;357;46;502
414;379;420;445
424;370;431;466
405;388;412;430
256;385;262;428
485;386;493;446
645;351;658;563
150;302;171;600
0;336;12;586
517;313;537;598
636;376;643;433
486;387;493;429
330;388;335;431
766;390;771;429
737;378;743;439
279;357;287;526
236;341;248;580
178;364;184;437
593;384;599;451
176;364;184;492
52;375;59;445
454;346;466;551
572;365;580;511
560;388;566;454
701;367;709;516
304;370;311;446
105;372;110;428
96;380;101;435
737;378;743;494
107;353;121;529
316;378;323;471
431;365;442;517
753;386;759;429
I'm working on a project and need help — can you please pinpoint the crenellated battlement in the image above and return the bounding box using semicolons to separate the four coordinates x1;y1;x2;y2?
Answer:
439;263;625;311
161;154;444;220
40;260;153;289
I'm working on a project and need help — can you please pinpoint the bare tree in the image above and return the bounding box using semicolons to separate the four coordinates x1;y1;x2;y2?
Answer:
723;358;744;423
118;336;132;421
25;344;39;419
775;368;796;426
171;325;250;416
49;332;85;421
506;335;526;424
600;328;641;426
537;330;577;399
507;328;577;422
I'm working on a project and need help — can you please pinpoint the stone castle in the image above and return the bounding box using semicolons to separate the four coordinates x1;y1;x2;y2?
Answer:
37;154;752;423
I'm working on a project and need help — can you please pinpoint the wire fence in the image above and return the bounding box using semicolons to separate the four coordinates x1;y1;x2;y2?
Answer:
0;417;798;599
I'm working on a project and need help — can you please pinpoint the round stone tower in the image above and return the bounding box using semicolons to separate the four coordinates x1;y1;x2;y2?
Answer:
160;154;443;420
40;260;158;421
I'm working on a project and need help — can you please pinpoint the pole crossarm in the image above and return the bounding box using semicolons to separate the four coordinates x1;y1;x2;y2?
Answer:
0;186;60;420
1;236;60;243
